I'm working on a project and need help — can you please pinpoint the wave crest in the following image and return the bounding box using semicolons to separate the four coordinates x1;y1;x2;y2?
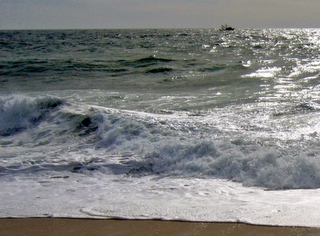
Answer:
0;95;64;136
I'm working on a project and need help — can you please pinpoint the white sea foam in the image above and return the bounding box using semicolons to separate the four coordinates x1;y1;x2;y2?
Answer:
2;94;320;190
242;67;281;78
2;173;320;227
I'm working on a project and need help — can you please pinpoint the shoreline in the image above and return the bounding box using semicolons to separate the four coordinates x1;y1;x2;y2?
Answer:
1;218;320;236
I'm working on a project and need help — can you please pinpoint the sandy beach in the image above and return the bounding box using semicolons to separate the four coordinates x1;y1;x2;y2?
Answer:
1;218;320;236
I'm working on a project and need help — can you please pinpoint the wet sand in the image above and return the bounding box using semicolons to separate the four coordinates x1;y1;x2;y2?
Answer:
1;218;320;236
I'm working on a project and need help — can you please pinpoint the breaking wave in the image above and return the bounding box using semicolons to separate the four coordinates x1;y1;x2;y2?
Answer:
2;94;320;190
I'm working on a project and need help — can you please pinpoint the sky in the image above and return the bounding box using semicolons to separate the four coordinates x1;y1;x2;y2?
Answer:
1;0;319;30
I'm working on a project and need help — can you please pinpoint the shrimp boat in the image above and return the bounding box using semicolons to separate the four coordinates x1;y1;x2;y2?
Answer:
219;24;235;31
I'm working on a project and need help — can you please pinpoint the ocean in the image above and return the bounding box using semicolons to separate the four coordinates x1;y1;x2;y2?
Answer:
1;28;320;227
